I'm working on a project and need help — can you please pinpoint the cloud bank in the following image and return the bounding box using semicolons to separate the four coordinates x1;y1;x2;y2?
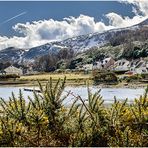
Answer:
0;0;147;50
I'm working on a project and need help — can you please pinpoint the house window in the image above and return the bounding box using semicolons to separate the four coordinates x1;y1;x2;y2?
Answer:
142;70;146;72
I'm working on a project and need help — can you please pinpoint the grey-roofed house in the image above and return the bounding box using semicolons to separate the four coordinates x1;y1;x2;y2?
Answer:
4;65;23;76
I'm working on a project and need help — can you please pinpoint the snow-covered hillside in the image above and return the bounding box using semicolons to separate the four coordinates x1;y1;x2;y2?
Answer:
0;18;148;65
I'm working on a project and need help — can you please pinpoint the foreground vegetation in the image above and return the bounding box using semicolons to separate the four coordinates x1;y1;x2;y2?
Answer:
0;78;147;147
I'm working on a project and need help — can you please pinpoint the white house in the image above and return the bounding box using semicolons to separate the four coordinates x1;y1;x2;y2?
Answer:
82;64;93;71
93;61;102;70
130;59;148;74
114;59;130;71
135;67;148;74
93;57;115;70
4;66;23;75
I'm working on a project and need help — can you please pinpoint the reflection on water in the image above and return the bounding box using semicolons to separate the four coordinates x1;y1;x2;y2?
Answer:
0;86;145;104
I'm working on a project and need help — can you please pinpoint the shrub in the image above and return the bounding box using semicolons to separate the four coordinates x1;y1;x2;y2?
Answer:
0;74;20;79
69;58;83;69
0;78;147;146
141;73;148;80
93;70;118;84
125;74;142;82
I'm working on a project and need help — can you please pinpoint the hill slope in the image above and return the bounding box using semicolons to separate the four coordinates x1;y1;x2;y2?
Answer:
0;18;148;66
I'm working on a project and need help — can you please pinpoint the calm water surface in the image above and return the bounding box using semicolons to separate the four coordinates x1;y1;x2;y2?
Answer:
0;86;145;104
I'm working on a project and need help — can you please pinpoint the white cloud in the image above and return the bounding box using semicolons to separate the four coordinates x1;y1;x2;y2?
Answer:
106;12;147;28
13;15;113;41
106;0;148;28
121;0;148;16
0;36;26;50
0;0;147;50
0;15;113;50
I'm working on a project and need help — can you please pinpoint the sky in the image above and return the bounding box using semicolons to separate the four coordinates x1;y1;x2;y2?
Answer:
0;0;148;50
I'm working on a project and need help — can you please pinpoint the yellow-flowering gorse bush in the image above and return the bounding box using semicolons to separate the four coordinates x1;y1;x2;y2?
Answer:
0;77;147;147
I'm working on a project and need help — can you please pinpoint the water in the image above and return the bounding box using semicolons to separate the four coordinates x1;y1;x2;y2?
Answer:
0;86;145;104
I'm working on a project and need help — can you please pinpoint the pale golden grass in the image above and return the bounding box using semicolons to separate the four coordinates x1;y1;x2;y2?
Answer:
20;73;92;81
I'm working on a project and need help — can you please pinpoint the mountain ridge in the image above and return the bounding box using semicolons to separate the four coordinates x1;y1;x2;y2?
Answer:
0;18;148;66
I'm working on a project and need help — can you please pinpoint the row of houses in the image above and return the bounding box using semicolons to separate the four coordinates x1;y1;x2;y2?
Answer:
80;57;148;74
0;57;148;76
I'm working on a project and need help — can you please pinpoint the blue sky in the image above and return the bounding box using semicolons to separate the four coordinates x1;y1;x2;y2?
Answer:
0;1;134;37
0;0;147;50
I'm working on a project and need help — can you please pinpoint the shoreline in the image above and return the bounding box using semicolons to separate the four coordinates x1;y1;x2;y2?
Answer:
0;72;147;89
0;80;147;89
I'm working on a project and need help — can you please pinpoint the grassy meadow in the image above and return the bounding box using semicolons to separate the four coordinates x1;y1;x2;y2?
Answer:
20;73;91;81
18;72;148;87
0;71;147;87
19;73;92;86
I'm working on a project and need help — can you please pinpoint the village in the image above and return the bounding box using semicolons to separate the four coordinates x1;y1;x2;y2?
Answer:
78;57;148;75
0;57;148;77
0;1;148;147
